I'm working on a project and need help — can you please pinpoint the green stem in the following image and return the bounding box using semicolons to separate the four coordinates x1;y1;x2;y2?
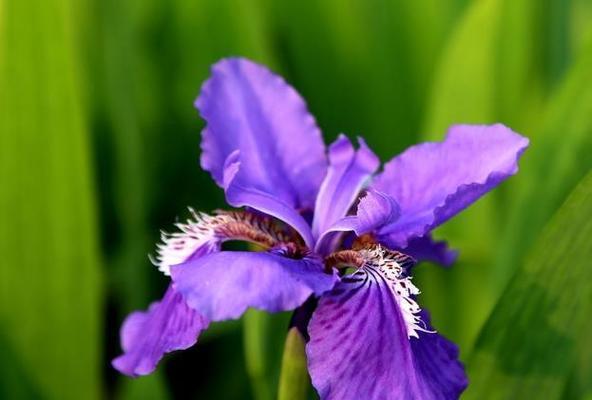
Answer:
243;309;274;400
278;328;310;400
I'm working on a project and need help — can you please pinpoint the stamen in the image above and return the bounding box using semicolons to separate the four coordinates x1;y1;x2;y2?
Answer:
153;209;297;275
215;210;295;246
324;250;365;270
351;233;377;250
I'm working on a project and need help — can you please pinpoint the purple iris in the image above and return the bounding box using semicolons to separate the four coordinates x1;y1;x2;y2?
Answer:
112;58;528;399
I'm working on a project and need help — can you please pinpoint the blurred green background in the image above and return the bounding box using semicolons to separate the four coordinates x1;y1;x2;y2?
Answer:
1;0;592;398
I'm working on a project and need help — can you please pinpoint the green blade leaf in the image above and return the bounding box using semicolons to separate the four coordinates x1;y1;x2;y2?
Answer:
0;0;102;399
268;0;466;157
0;328;45;400
465;171;592;399
423;0;501;136
493;38;592;290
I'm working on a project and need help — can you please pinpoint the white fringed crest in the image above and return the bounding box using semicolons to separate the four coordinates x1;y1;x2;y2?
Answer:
359;245;433;339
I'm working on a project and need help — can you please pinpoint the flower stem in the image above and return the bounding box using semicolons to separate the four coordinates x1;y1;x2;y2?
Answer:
243;309;274;400
278;327;310;400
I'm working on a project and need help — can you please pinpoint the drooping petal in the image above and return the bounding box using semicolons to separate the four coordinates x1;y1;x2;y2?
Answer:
409;311;469;399
114;208;296;377
112;285;209;377
312;135;379;243
170;250;338;321
372;124;529;247
223;151;315;248
197;57;327;211
307;246;467;400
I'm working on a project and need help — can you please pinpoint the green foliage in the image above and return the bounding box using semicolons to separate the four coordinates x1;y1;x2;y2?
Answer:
495;38;592;289
466;171;592;399
0;330;44;400
0;1;102;399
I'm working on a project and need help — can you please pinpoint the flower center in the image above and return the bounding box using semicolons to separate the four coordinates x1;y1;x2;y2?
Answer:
326;244;433;338
153;209;301;274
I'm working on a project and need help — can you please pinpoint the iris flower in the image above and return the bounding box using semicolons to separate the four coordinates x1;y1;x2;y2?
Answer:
113;58;528;399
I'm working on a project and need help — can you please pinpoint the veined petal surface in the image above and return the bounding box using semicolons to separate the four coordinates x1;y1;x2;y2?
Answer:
307;247;467;399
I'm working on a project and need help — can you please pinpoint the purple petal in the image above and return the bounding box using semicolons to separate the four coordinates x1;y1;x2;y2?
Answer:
315;189;400;253
170;251;338;321
197;57;327;211
223;151;315;248
307;261;466;399
352;189;401;234
387;235;458;267
312;135;379;243
372;124;529;247
112;285;209;377
410;311;469;399
334;189;401;236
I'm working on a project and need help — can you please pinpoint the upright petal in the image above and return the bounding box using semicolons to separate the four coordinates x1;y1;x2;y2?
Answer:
307;246;467;399
351;189;401;234
372;124;529;246
223;152;315;247
314;190;400;254
112;285;209;377
197;57;327;210
312;135;379;243
171;250;338;321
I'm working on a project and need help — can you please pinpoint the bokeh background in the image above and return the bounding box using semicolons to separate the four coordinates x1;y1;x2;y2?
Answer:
2;0;592;398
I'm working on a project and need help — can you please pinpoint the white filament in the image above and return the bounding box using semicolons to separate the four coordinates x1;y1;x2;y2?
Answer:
152;209;232;275
359;246;433;339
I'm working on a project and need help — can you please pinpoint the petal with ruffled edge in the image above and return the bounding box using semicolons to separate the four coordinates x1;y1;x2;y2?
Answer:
307;247;467;399
196;57;327;211
171;250;338;321
372;124;529;247
112;285;209;377
312;135;379;252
